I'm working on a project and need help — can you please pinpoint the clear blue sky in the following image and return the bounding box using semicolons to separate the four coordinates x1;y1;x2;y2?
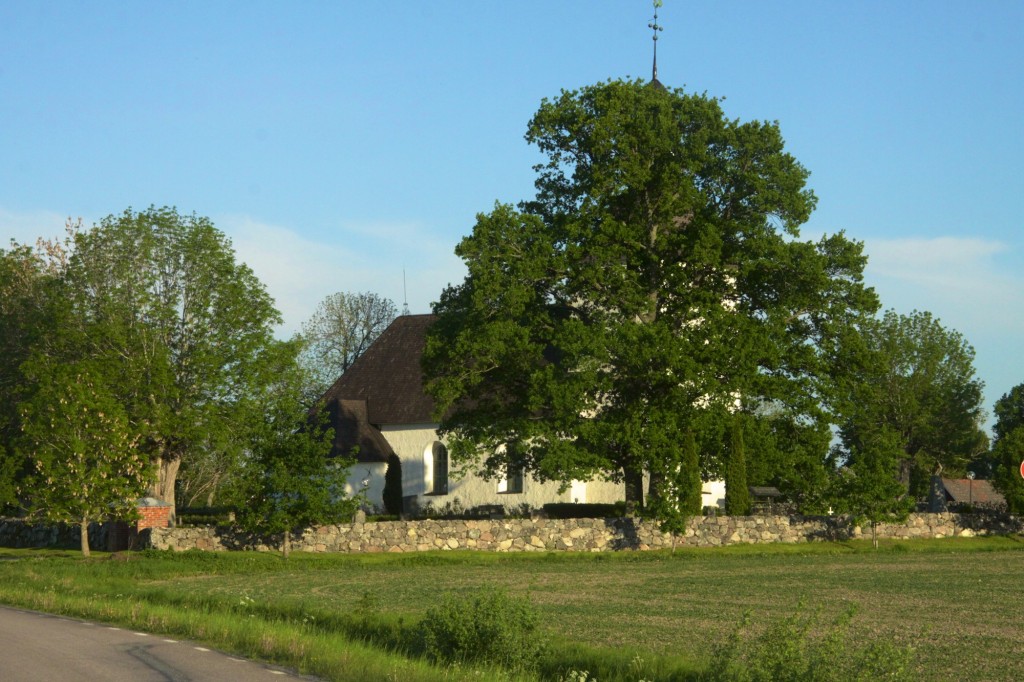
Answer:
2;2;1022;427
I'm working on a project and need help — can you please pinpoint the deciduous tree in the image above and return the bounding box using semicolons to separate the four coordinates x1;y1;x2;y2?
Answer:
0;243;61;509
990;383;1024;512
57;207;283;513
424;80;877;520
235;360;357;558
833;428;913;549
297;291;397;404
835;310;988;500
17;359;151;556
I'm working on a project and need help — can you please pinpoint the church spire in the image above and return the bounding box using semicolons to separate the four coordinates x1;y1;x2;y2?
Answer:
649;0;664;83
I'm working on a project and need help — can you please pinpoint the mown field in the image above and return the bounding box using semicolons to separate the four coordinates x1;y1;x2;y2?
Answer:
1;537;1021;681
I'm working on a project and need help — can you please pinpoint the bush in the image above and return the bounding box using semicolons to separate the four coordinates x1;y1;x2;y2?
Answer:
705;602;914;682
418;586;545;672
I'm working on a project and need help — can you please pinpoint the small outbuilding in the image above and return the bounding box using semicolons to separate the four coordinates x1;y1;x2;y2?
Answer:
928;476;1005;512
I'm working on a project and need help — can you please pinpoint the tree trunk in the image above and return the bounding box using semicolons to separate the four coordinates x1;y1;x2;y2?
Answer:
205;471;220;507
80;516;90;557
624;466;644;515
148;456;181;523
872;521;878;549
282;529;291;559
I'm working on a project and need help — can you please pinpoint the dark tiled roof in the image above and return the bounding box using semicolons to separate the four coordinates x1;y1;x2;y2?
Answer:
320;314;437;426
328;399;394;463
941;478;1005;506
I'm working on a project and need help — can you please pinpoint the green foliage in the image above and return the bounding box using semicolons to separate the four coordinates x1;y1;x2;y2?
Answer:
680;430;704;516
836;310;988;501
383;453;404;516
833;428;914;548
16;359;152;555
726;419;751;516
991;429;1024;513
706;603;914;682
56;206;283;510
0;242;61;509
425;79;877;524
418;586;545;672
992;383;1024;442
989;383;1024;512
236;360;357;556
0;209;285;514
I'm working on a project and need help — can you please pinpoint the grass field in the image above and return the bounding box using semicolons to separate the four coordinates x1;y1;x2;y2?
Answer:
1;537;1021;681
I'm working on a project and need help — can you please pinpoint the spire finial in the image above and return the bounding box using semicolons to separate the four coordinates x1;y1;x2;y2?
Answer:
402;269;410;316
649;0;664;81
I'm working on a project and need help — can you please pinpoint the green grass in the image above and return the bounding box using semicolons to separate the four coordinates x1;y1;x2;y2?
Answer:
1;537;1022;680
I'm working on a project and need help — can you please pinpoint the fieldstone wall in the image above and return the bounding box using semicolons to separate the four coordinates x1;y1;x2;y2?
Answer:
141;512;1023;553
0;518;119;550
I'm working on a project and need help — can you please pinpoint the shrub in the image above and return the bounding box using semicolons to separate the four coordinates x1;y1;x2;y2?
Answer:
705;602;914;682
418;586;545;672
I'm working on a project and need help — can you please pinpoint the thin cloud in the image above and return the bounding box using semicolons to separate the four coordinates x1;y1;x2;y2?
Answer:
218;215;465;336
864;235;1023;333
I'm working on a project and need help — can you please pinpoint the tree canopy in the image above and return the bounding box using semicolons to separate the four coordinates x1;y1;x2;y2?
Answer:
17;359;151;556
296;290;396;405
834;309;988;500
991;383;1024;512
235;356;357;558
3;207;287;515
424;79;878;518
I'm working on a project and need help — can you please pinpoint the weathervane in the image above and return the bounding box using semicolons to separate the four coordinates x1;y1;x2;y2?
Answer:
649;0;664;81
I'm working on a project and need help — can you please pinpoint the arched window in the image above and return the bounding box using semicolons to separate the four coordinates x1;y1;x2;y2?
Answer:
496;442;524;494
425;441;448;494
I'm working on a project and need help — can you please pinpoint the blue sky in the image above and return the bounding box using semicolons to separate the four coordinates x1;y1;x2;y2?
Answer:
2;2;1022;427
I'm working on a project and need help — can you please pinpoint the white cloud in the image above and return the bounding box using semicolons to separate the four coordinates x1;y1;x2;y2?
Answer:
864;235;1024;423
218;215;465;337
864;236;1024;333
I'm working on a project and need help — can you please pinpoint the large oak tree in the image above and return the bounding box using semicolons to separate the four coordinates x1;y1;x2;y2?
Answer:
424;80;878;522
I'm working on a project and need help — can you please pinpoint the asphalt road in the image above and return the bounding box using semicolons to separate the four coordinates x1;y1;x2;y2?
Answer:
0;606;316;681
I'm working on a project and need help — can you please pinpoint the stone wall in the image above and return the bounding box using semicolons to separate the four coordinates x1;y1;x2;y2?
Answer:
141;512;1023;554
0;519;120;551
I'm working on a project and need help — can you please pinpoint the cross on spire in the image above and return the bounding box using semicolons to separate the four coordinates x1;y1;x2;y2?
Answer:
649;0;664;81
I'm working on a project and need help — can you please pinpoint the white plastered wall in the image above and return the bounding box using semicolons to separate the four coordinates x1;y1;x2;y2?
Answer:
344;462;388;511
378;423;623;513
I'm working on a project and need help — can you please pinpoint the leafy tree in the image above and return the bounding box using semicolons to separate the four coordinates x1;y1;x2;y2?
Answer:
991;430;1024;513
17;359;151;556
54;207;283;513
726;418;751;516
833;428;913;548
0;242;63;509
992;383;1024;443
742;404;833;514
424;79;877;519
297;291;397;404
236;358;357;558
990;383;1024;512
643;425;703;536
835;310;988;500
